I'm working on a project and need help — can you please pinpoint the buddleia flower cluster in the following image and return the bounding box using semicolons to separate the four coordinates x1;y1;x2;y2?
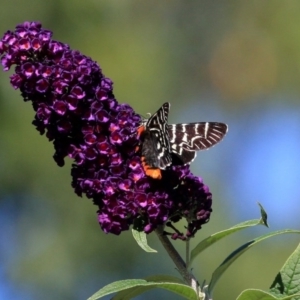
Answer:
0;21;212;239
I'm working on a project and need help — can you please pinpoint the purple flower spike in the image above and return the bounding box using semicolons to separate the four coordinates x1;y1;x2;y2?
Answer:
0;21;213;239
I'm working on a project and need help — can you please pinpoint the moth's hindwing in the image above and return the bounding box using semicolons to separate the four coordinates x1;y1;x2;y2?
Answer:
168;122;228;164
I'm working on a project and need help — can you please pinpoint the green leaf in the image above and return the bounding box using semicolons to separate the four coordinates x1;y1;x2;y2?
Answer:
112;275;185;300
87;278;199;300
237;289;300;300
208;229;300;295
236;289;278;300
132;229;157;253
189;203;268;267
189;219;264;267
281;295;300;300
145;274;185;283
280;295;300;300
270;242;300;298
257;202;268;227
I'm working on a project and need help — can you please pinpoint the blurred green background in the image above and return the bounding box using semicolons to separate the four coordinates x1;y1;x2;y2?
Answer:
1;1;300;299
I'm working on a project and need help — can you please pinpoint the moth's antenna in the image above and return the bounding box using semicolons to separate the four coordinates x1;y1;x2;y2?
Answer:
138;113;151;120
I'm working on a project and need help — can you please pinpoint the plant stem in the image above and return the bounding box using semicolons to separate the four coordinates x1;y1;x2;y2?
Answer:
155;226;195;285
186;238;190;267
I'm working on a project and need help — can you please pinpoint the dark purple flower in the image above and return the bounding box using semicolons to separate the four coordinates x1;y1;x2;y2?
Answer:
0;21;212;239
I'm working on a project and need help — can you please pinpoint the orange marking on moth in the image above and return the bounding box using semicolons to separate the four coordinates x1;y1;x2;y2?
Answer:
145;168;162;179
141;157;162;179
135;125;146;152
137;125;145;138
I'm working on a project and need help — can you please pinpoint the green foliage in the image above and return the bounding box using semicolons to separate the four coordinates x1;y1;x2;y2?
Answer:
131;229;157;253
270;243;300;299
208;230;300;295
189;218;265;267
88;277;199;300
89;205;300;300
237;289;300;300
237;289;282;300
189;202;268;267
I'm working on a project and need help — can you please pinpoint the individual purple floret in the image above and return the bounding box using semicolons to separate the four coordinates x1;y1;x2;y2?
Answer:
0;21;212;239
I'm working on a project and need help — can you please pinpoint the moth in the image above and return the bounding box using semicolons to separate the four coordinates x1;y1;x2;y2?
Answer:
137;102;228;179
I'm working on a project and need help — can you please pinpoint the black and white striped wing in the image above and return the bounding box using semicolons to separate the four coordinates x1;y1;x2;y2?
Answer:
143;102;172;169
168;122;228;164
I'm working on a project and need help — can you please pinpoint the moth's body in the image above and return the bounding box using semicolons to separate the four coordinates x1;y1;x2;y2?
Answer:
140;129;162;169
137;126;164;179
